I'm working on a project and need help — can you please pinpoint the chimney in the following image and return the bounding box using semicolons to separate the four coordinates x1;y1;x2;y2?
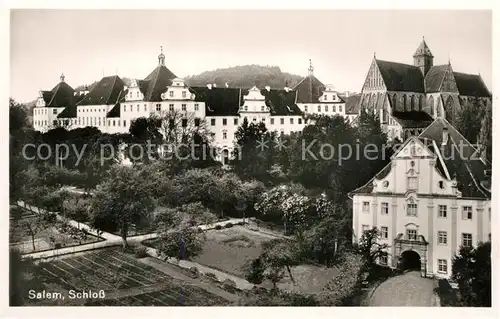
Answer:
442;127;449;146
207;84;212;89
265;86;271;92
345;91;350;97
213;83;217;88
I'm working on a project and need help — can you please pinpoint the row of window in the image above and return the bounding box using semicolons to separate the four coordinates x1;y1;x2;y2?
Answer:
34;108;58;115
362;202;474;220
78;108;106;113
303;105;343;113
209;117;304;127
361;225;475;248
122;103;201;113
128;90;188;100
379;256;449;274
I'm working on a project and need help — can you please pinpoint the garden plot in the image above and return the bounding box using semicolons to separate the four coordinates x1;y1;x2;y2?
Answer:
33;247;230;306
193;226;273;278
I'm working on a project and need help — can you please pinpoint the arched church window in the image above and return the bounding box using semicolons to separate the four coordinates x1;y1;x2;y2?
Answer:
402;94;407;111
392;94;397;110
429;96;435;116
410;95;415;111
418;95;423;111
436;98;442;117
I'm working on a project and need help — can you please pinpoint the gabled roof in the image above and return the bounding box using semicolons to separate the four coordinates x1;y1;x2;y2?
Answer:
419;118;490;198
375;60;425;92
391;111;434;128
261;89;302;115
106;89;129;118
190;86;243;116
344;94;361;114
143;65;177;101
293;75;326;103
40;81;75;108
424;65;449;93
78;76;126;106
452;72;491;97
57;94;86;118
413;39;433;57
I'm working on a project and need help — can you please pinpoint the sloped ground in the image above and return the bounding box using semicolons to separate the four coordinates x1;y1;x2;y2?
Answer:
366;271;438;306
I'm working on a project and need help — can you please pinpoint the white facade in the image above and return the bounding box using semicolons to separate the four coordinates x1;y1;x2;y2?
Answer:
352;136;490;278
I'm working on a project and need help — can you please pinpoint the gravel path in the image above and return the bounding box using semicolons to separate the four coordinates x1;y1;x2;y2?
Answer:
367;271;438;306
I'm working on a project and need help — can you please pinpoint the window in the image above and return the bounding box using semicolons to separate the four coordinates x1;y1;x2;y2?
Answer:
144;104;147;111
181;104;187;111
244;105;248;111
123;120;127;127
156;104;161;111
52;109;57;114
339;105;342;112
222;118;227;126
137;105;139;112
324;95;328;101
379;254;388;265
223;130;227;140
407;229;417;241
169;119;175;129
290;118;294;124
381;202;389;215
304;105;308;112
234;118;238;125
136;92;139;98
181;119;187;127
362;201;370;213
169;91;174;97
123;105;126;112
438;181;445;189
113;120;116;126
298;118;302;124
194;118;200;127
169;104;174;112
333;105;336;112
280;118;284;125
130;105;132;112
438;205;447;218
438;231;448;245
194;103;199;111
270;118;275;125
261;105;265;111
362;225;369;233
381;226;388;239
182;91;186;98
211;118;216;126
325;105;329;112
462;206;473;220
407;203;417;216
317;105;321;112
438;259;447;274
462;233;472;247
407;177;418;190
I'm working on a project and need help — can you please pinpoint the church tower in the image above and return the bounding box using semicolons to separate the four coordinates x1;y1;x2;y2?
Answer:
413;37;433;76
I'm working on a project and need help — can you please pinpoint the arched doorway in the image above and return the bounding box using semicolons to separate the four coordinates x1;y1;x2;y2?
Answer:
400;250;421;271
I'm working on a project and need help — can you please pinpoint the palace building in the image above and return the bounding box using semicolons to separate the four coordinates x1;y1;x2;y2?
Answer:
32;50;358;162
350;118;491;278
359;38;491;142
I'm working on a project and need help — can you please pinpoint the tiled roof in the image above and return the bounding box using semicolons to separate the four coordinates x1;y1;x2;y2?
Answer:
78;76;126;106
41;91;53;104
424;65;448;93
344;94;361;114
391;111;434;128
106;89;129;118
420;118;490;198
261;89;302;116
375;60;425;92
143;65;177;101
190;86;243;116
350;119;490;199
293;75;326;103
56;94;86;118
452;72;491;97
413;39;433;57
40;81;75;108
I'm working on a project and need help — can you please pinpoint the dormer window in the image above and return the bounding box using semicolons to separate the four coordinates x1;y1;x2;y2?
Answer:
261;105;265;111
136;92;139;98
406;229;417;241
304;105;308;112
324;95;327;101
169;91;174;98
325;105;329;112
244;105;248;111
182;91;186;98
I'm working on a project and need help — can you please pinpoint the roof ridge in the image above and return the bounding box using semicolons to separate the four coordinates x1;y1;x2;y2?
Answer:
47;83;61;106
431;139;451;180
441;117;488;166
105;76;118;104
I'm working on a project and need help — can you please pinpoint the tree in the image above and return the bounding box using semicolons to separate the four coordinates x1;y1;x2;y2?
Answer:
156;226;205;260
245;257;266;284
20;213;54;251
451;241;491;307
259;239;300;287
478;99;492;162
89;165;156;248
358;227;389;271
455;97;484;145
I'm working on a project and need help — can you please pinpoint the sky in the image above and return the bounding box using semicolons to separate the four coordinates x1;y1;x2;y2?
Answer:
10;9;492;103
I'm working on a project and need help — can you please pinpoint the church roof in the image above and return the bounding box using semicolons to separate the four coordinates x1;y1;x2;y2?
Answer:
413;39;433;57
424;65;449;93
344;94;361;114
391;111;434;128
350;118;490;199
293;75;326;103
375;60;425;92
143;65;177;101
78;75;126;106
452;72;491;97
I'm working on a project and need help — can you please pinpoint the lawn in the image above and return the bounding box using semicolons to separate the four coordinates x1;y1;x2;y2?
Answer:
192;226;273;278
30;247;230;306
9;208;102;254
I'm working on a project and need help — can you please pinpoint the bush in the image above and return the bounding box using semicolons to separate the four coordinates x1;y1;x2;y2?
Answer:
222;278;237;288
224;222;233;228
214;225;223;230
189;266;200;278
237;221;246;226
197;227;204;233
204;272;218;281
134;246;149;259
